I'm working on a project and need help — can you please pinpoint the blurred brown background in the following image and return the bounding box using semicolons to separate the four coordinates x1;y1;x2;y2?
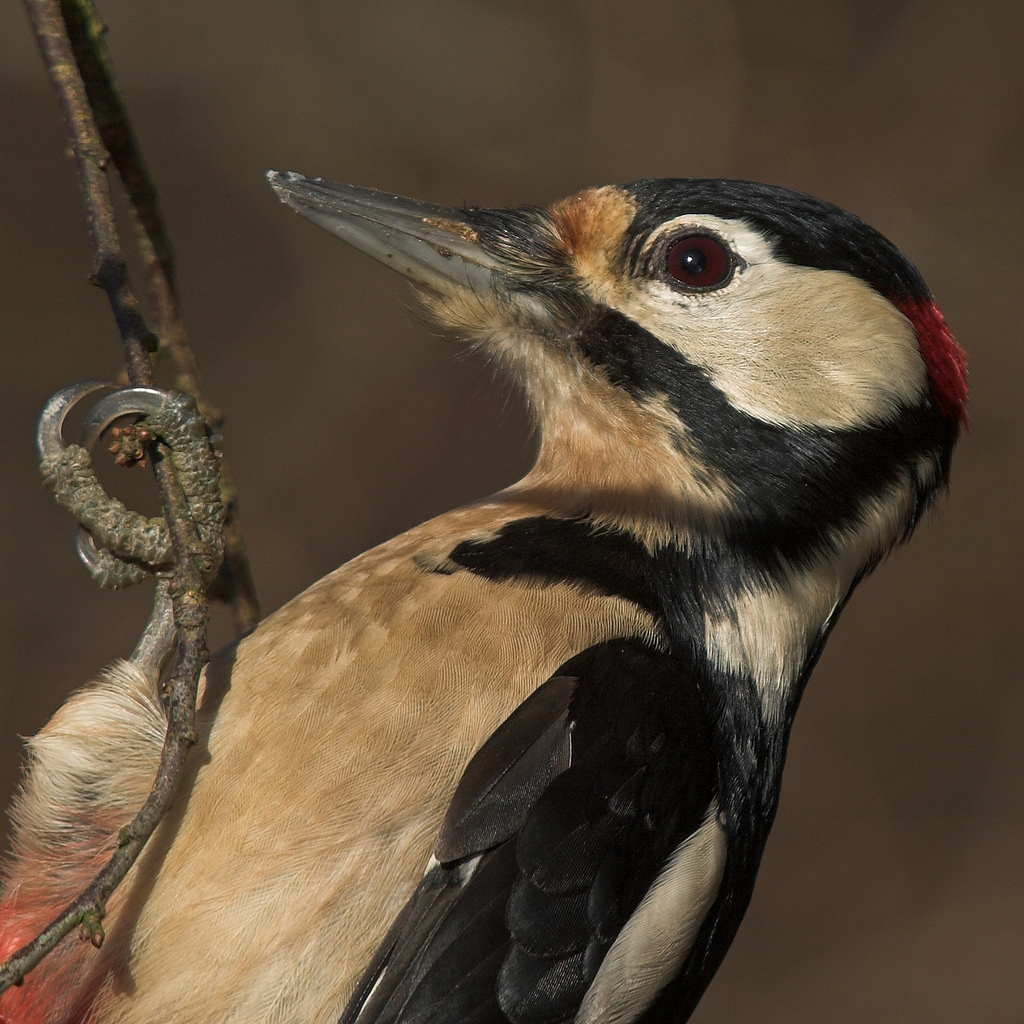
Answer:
1;1;1021;1020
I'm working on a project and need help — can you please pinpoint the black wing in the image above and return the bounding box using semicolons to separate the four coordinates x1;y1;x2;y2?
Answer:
340;638;719;1024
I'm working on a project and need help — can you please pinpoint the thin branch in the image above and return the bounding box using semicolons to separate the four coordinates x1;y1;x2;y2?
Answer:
59;0;260;633
26;0;154;384
0;0;221;993
58;0;176;292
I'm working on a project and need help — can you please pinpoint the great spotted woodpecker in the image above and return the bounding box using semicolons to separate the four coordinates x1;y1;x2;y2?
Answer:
0;175;966;1024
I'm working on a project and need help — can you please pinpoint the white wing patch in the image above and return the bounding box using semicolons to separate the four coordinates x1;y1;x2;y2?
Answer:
575;799;727;1024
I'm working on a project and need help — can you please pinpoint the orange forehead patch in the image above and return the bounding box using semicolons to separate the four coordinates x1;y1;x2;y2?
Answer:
548;186;636;300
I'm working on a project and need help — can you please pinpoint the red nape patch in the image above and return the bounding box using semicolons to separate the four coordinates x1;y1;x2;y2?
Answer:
894;295;969;425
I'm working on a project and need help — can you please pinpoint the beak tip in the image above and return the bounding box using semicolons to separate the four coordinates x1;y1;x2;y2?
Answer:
263;172;502;292
266;169;320;205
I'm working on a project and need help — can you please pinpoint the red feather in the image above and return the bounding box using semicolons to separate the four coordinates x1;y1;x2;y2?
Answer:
894;295;969;425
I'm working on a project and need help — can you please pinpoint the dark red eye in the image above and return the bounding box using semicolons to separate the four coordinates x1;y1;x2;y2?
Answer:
666;235;732;289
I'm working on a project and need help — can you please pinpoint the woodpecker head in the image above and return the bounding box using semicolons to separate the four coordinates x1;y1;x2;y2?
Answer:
268;172;966;578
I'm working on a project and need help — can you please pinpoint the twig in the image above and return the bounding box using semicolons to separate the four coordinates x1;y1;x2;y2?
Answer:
26;0;154;384
0;0;221;993
59;0;260;633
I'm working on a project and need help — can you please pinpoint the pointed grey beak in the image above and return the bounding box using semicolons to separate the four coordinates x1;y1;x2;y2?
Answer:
266;171;505;294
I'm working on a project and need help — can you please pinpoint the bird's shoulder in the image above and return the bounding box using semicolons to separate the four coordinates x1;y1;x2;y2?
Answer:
214;498;666;704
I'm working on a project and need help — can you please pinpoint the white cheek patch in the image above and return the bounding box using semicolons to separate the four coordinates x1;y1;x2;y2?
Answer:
618;218;928;429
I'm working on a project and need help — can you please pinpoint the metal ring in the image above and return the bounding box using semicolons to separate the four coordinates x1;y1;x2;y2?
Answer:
79;387;168;451
36;381;112;461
